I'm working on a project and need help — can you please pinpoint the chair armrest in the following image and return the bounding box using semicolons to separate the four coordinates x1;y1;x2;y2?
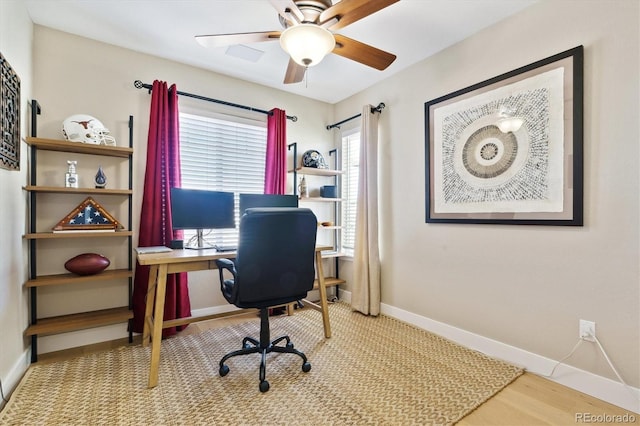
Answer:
215;258;237;292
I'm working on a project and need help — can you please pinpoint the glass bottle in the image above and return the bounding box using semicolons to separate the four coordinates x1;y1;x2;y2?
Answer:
65;160;78;188
298;176;308;197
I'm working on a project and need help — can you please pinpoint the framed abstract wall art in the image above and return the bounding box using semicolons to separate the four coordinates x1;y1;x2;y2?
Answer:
424;46;583;226
1;52;21;171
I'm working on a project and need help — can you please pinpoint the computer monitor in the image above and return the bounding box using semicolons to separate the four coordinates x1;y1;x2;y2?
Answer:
239;193;299;217
170;187;235;248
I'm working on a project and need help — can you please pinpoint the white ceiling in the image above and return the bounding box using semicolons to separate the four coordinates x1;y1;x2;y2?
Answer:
24;0;537;104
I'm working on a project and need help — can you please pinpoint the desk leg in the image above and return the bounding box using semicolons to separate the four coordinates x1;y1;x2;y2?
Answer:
148;263;168;389
142;265;159;347
315;251;332;338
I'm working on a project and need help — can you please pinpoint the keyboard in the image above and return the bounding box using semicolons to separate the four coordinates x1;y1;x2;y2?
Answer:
135;246;172;254
214;245;237;252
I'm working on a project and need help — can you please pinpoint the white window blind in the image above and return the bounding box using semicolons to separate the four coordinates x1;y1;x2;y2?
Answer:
341;130;360;256
179;112;267;247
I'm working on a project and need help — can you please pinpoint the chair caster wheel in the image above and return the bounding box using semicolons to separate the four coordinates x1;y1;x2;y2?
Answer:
259;380;270;392
302;362;311;373
219;364;230;377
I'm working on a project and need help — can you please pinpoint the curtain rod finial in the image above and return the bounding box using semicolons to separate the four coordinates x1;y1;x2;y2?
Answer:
134;80;152;94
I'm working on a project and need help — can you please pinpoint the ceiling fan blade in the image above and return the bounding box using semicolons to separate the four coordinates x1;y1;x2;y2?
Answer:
332;34;396;71
320;0;399;31
283;58;306;84
195;31;281;48
269;0;304;26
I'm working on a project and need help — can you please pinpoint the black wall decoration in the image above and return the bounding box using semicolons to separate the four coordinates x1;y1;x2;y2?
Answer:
1;52;21;171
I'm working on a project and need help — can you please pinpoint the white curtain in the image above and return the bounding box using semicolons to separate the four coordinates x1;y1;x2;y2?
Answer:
351;105;381;316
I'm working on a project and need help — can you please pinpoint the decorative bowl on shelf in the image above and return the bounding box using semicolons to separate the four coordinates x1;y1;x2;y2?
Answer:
320;185;336;198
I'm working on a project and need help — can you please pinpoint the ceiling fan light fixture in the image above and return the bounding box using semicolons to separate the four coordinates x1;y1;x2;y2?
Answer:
279;24;335;67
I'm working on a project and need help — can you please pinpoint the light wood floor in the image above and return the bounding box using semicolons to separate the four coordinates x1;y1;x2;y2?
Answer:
38;311;638;425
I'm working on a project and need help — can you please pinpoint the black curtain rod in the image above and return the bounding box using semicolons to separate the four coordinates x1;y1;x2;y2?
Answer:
134;80;297;122
326;102;386;130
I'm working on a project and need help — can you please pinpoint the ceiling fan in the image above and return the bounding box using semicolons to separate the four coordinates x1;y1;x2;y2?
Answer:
195;0;399;84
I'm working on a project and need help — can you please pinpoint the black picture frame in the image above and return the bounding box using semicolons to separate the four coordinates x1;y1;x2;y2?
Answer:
1;52;21;171
424;46;583;226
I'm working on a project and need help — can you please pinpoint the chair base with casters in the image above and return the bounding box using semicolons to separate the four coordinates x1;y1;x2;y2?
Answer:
219;306;311;392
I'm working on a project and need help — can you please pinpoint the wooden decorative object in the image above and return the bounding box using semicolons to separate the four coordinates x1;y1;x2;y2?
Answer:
53;197;123;232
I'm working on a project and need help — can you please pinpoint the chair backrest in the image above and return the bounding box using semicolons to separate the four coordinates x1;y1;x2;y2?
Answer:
238;193;298;217
231;207;317;309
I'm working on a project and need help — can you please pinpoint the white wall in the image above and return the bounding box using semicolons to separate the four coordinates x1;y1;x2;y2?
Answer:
0;0;33;401
335;0;639;396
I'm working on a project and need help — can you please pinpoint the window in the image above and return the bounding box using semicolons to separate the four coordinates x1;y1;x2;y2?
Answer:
179;112;267;247
341;129;360;257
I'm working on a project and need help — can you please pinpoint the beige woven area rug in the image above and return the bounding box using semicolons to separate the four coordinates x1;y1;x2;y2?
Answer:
1;302;522;425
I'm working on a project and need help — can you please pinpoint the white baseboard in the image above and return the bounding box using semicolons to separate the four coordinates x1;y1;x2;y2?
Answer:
189;303;246;317
189;291;325;318
379;301;640;414
1;349;30;401
338;289;351;304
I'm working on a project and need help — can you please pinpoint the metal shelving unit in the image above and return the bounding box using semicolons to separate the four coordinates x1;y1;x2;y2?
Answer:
288;143;346;299
24;100;134;362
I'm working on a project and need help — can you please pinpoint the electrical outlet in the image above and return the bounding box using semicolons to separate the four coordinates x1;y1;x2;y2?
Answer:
579;319;596;342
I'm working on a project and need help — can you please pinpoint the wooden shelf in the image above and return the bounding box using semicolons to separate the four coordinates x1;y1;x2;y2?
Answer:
25;306;132;337
299;197;342;202
26;269;133;288
288;166;343;176
313;276;346;290
321;251;347;258
24;185;132;195
26;137;133;158
25;231;132;239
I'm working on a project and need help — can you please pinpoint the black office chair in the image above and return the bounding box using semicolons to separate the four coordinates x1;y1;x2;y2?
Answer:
216;207;317;392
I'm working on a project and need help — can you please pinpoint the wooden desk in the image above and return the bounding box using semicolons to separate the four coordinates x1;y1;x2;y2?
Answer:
136;246;333;388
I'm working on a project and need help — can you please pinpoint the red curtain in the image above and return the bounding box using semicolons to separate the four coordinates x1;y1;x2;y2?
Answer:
264;108;287;194
132;80;190;337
